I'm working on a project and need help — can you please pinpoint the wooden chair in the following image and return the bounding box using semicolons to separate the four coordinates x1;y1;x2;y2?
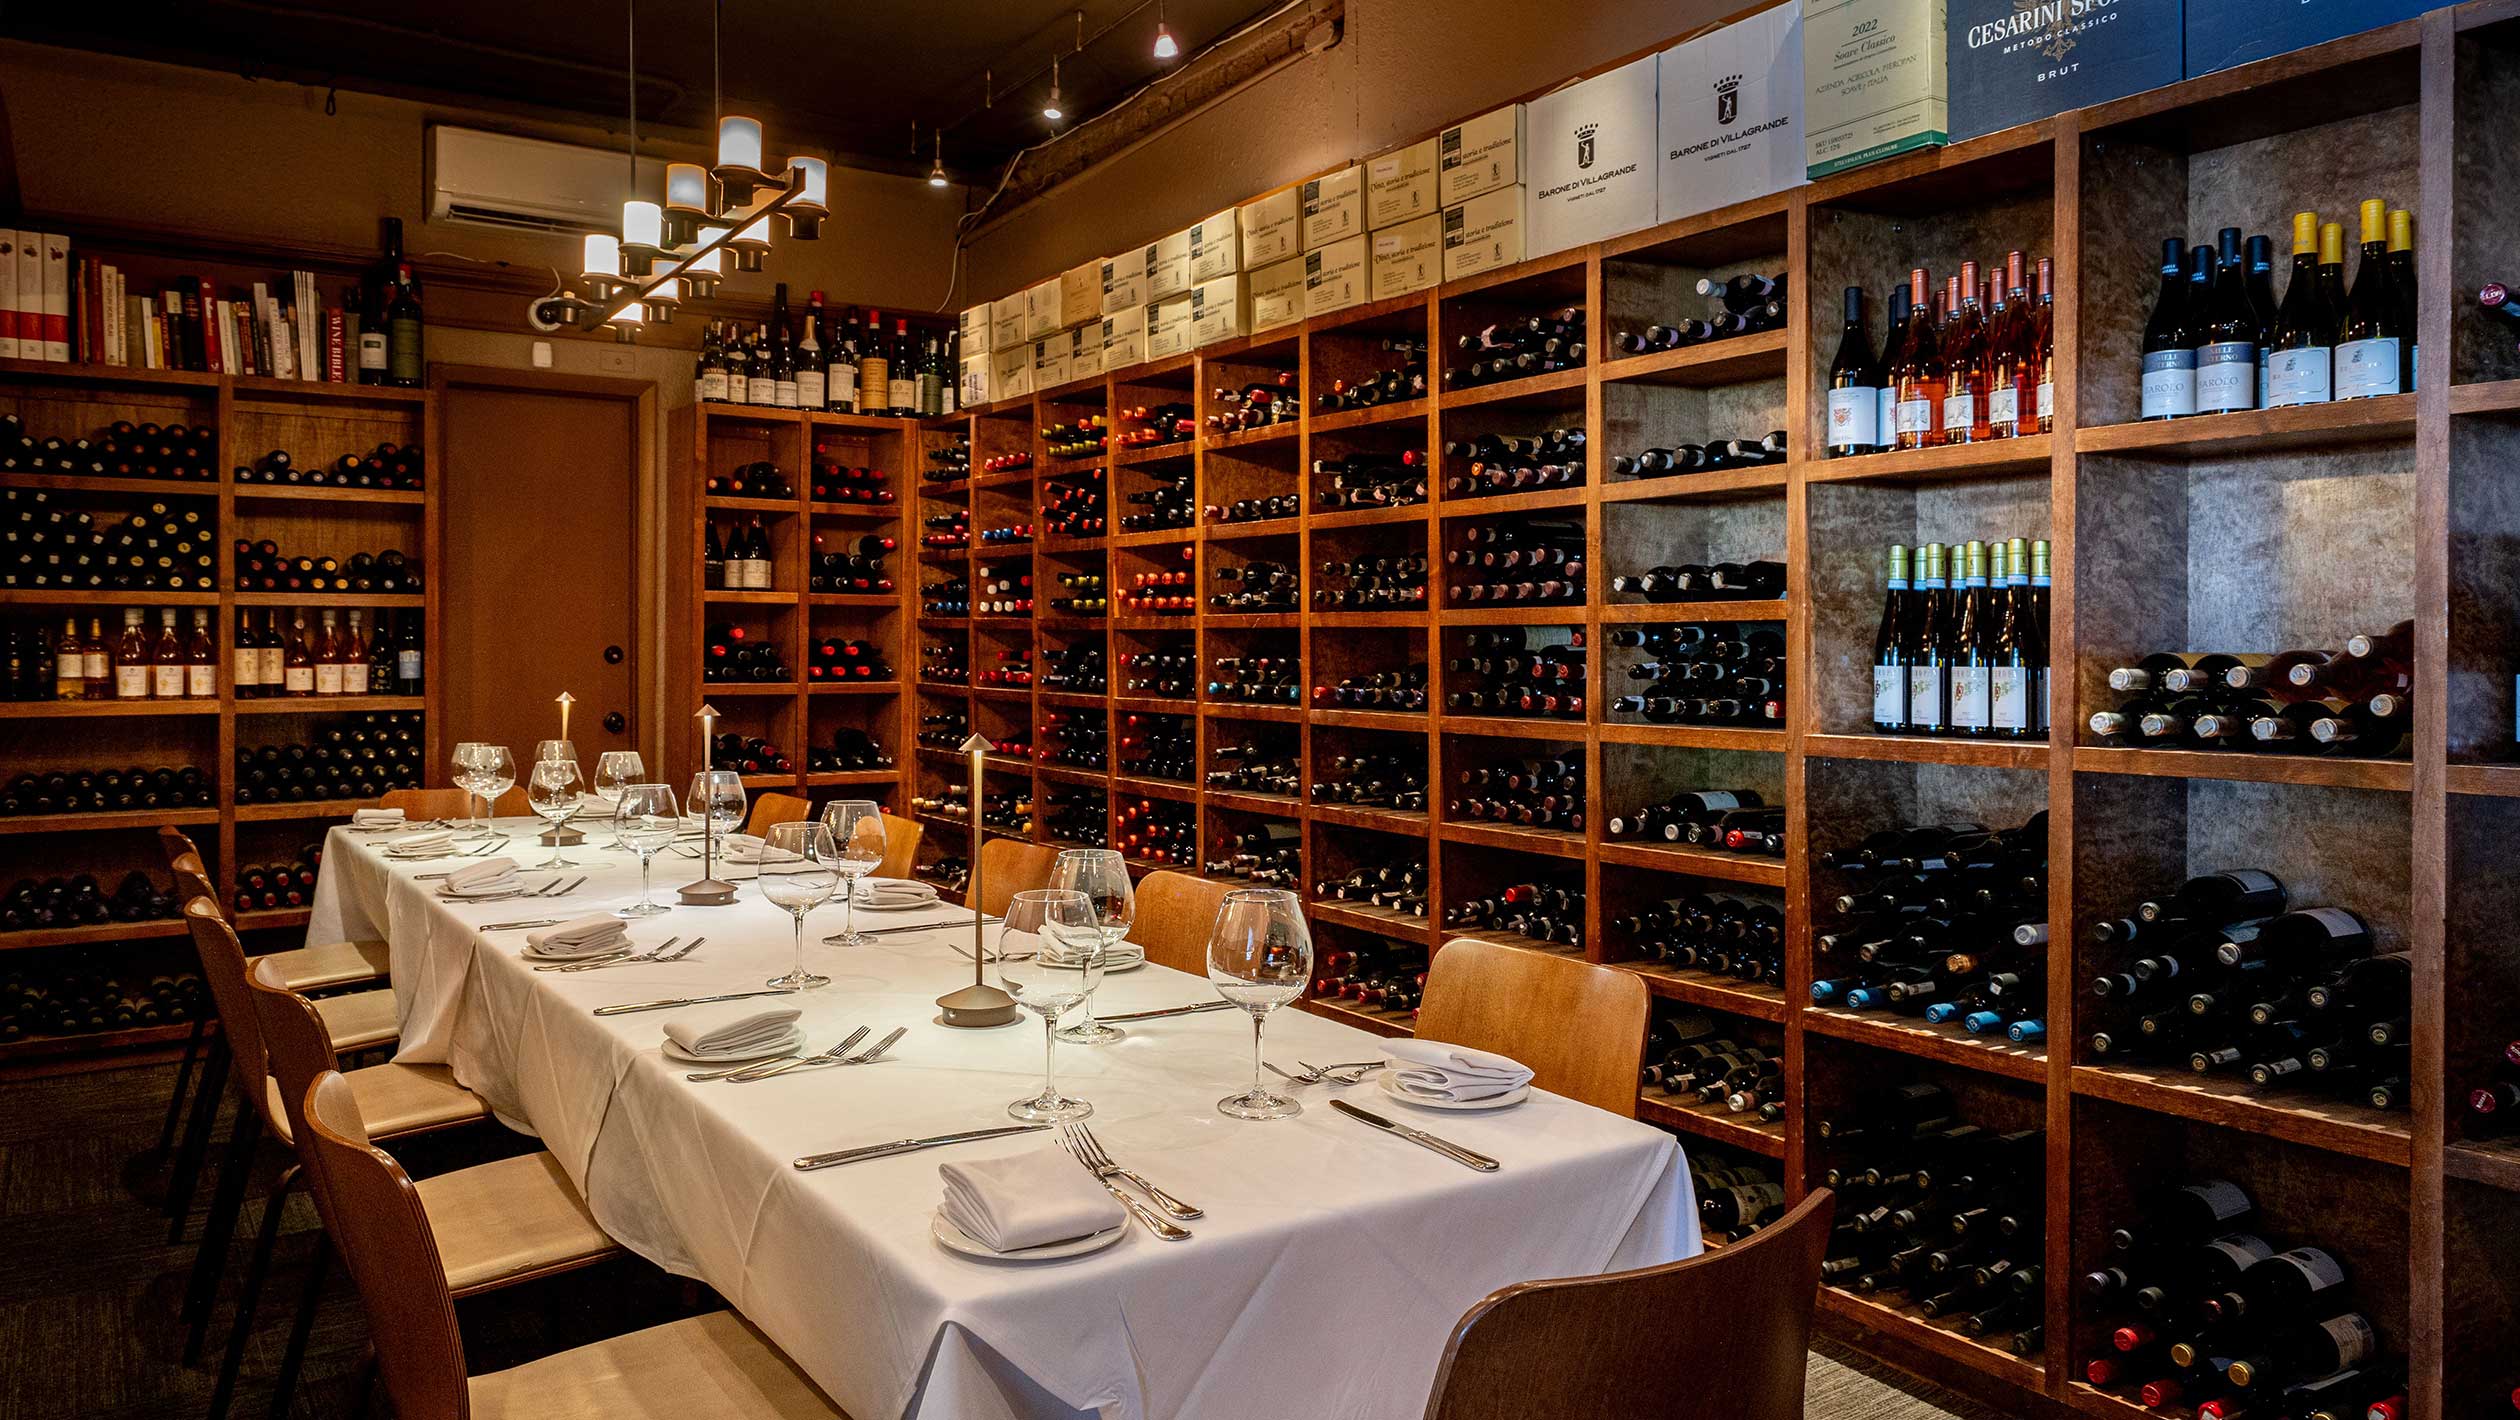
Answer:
241;960;621;1419
875;811;923;880
1420;1189;1835;1420
172;898;453;1410
295;1070;847;1420
743;791;814;835
382;784;532;819
973;838;1061;918
1127;870;1232;974
1413;938;1650;1117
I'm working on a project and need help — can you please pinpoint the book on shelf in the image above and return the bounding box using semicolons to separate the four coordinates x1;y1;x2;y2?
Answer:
0;227;363;382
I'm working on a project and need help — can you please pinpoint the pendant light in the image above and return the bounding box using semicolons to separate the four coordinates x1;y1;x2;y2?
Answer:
928;127;949;188
1153;0;1178;60
1043;53;1064;122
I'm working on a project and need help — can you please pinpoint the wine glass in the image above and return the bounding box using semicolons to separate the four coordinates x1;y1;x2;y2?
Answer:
473;746;517;830
757;821;841;991
688;769;747;854
612;784;680;918
1208;888;1313;1120
1051;849;1134;1045
997;889;1103;1122
449;742;488;835
592;751;645;848
534;738;577;764
817;799;887;946
526;758;583;868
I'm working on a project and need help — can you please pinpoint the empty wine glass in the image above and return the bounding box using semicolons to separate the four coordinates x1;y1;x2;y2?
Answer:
592;751;644;848
534;738;577;764
1209;888;1313;1120
612;784;680;918
526;758;583;868
758;821;841;991
998;889;1103;1122
473;745;517;829
688;769;746;857
817;799;887;946
1051;849;1134;1045
450;742;488;835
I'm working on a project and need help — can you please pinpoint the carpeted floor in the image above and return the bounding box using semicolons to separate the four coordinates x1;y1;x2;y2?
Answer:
0;1058;2003;1419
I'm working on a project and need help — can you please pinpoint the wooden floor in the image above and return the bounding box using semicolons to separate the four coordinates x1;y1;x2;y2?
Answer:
1;1058;1996;1419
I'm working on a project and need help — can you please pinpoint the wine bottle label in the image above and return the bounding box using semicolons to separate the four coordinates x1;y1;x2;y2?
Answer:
1895;397;1935;436
1877;386;1898;443
115;665;148;697
2140;350;2198;418
1987;386;2019;432
1942;392;1978;432
1827;388;1880;450
346;663;371;694
1874;665;1907;725
233;649;258;685
2195;342;2256;413
1948;666;1991;729
2317;1312;2376;1368
747;374;776;403
315;663;343;695
286;666;314;693
775;379;799;409
187;664;216;697
889;375;915;411
2265;346;2333;406
2332;338;2401;398
1989;667;2030;729
2182;1179;2251;1222
398;650;421;681
2036;377;2054;423
2226;868;2281;893
2297;906;2362;938
2204;1233;2275;1272
831;365;858;409
1907;665;1947;727
797;369;825;408
259;648;285;685
2275;1246;2347;1292
358;331;388;373
152;665;183;698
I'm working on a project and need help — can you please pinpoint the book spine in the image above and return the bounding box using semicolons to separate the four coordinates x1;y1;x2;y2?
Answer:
39;233;68;361
0;230;20;360
198;277;222;373
325;306;346;382
12;235;39;361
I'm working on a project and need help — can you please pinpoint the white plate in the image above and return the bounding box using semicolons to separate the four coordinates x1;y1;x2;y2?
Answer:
930;1210;1126;1263
660;1026;807;1065
850;894;940;913
1038;950;1146;974
1378;1071;1530;1112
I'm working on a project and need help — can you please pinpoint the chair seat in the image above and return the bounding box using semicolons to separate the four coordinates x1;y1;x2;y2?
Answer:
264;1062;486;1147
310;988;400;1052
418;1151;617;1295
253;937;391;992
469;1310;846;1419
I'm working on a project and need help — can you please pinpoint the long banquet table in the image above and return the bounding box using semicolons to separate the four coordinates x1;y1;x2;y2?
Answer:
307;819;1699;1420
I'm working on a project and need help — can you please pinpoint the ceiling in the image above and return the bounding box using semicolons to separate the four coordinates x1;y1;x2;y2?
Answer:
9;0;1292;179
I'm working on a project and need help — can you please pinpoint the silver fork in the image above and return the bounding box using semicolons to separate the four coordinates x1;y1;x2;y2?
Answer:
561;934;706;971
1056;1129;1191;1240
726;1026;870;1082
1066;1122;1202;1220
1265;1061;1327;1085
1299;1059;1382;1085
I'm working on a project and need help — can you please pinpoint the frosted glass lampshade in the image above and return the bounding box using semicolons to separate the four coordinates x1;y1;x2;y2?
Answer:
789;156;828;209
731;215;773;272
620;200;664;251
646;277;682;306
665;163;711;214
717;115;765;172
581;232;621;279
687;227;728;277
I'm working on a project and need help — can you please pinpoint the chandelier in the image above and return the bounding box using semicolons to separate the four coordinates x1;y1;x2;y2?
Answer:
532;1;829;342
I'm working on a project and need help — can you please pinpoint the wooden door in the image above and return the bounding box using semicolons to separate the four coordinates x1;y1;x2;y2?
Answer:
437;376;647;776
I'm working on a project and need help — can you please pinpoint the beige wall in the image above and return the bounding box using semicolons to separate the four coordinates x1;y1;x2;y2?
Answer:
963;0;1746;298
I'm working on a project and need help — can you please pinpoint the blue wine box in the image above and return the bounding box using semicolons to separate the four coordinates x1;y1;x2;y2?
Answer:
2185;0;2429;77
1948;0;2184;143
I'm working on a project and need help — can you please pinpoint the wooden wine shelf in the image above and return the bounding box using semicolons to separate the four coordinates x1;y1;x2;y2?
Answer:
0;917;190;953
1802;433;2053;487
0;808;220;836
1614;960;1792;1023
0;698;221;718
2069;1061;2412;1167
1635;1090;1789;1157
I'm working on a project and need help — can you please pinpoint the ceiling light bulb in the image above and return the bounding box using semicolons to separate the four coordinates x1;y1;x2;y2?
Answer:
1154;21;1178;59
1044;56;1063;122
929;158;950;188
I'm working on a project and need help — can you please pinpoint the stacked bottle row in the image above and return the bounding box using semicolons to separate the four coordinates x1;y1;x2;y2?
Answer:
1207;655;1300;705
1641;1007;1788;1128
809;534;895;595
1605;788;1781;858
1608;622;1783;727
805;637;891;683
703;624;791;683
1445;521;1582;605
1313;664;1427;710
1118;712;1194;781
233;440;423;491
1610;432;1786;481
1445;306;1586;388
1315;341;1427;411
1311;937;1428;1017
1444;427;1585;498
2087;627;2412;757
1815;815;2048;1044
0;949;210;1042
1692;1152;1787;1244
713;734;797;776
1609;559;1783;604
1825;252;2057;455
973;561;1031;617
1314;451;1427;510
1614;893;1785;988
703;460;795;499
921;509;971;551
232;712;425;805
232;543;420;595
1039;710;1107;771
1210;558;1297;614
1040;644;1107;693
1206;821;1300;886
808;443;896;506
1043;787;1109;847
975;649;1032;689
228;847;324;915
1312;751;1426;812
2;765;215;817
1;413;215;482
1208;372;1299;434
2085;869;2407;1111
807;728;892;774
1205;736;1299;796
1120;648;1193;699
1115;795;1195;865
918;640;969;685
695;294;954;418
1446;629;1585;720
1313;555;1425;611
1313;856;1430;921
1443;877;1585;948
1;871;179;931
1871;539;2051;740
5;610;213;701
4;488;215;591
1448;756;1582;832
1042;470;1106;538
1613;272;1787;358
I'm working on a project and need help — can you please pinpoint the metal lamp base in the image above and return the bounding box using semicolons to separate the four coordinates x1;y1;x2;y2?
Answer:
935;982;1021;1028
675;878;739;906
539;825;587;846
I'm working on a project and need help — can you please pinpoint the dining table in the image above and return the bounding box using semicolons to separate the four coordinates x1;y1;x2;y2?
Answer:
306;817;1701;1420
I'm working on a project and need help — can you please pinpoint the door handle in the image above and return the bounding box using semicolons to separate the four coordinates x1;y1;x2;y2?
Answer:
604;712;626;734
604;645;625;665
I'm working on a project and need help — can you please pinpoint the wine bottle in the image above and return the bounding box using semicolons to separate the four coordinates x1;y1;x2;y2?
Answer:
2141;237;2198;420
2333;199;2404;400
2196;227;2260;415
1892;269;1945;449
2267;212;2334;408
1827;286;1884;457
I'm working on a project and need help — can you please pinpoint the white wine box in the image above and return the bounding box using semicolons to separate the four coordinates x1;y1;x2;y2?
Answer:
1366;138;1440;229
1303;235;1369;318
958;350;995;408
1187;272;1249;347
1249;255;1309;333
1657;3;1806;222
1147;230;1194;302
1441;186;1527;283
958;303;994;356
1058;262;1102;328
1187;209;1242;284
1023;278;1063;340
990;294;1026;352
1302;165;1365;250
1439;104;1526;207
1239;186;1303;267
2185;0;2424;76
1369;214;1443;301
1146;294;1196;360
1101;306;1148;369
990;344;1033;400
1949;0;2181;142
1066;324;1106;381
1527;54;1660;258
1804;0;1950;180
1030;333;1073;389
1101;247;1150;314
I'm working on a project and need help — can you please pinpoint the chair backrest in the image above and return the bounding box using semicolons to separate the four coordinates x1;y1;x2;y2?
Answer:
1414;938;1650;1117
246;956;344;1148
170;850;211;885
181;896;283;1134
877;811;923;880
744;791;813;835
158;825;201;869
1422;1189;1836;1420
381;786;530;819
974;838;1061;918
296;1071;473;1420
1128;870;1231;974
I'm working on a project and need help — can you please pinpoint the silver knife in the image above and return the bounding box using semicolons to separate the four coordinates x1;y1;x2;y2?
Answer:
792;1123;1051;1171
594;988;797;1017
1330;1099;1501;1172
1100;1001;1238;1023
477;918;566;930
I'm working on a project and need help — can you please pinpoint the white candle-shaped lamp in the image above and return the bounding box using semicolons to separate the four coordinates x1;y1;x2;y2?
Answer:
678;703;738;906
556;690;573;746
936;732;1019;1027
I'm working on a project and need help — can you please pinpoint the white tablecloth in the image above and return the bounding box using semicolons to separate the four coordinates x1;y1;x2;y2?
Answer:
308;819;1698;1420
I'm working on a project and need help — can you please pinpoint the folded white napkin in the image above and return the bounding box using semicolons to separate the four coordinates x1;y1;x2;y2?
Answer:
1384;1038;1535;1102
715;832;769;862
351;808;406;828
524;914;632;958
385;830;460;856
856;878;938;905
442;857;521;894
662;1007;802;1058
940;1147;1127;1253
